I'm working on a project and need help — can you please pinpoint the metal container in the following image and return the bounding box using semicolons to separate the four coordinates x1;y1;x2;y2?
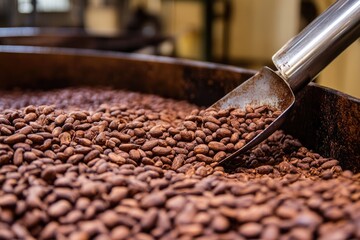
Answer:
0;46;358;172
0;27;170;53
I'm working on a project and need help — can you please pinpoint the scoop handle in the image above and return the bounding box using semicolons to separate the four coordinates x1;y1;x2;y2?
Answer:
272;0;360;93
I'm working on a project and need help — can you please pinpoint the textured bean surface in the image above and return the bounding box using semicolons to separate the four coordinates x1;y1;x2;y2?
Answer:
0;88;359;240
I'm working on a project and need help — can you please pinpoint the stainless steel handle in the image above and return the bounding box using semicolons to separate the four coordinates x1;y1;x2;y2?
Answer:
272;0;360;93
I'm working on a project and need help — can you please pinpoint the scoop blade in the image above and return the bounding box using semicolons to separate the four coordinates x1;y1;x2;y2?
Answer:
211;67;295;164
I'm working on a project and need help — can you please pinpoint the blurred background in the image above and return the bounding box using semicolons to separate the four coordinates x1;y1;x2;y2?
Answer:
0;0;358;97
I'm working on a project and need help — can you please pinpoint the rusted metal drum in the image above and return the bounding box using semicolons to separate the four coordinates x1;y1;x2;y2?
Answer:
0;45;358;172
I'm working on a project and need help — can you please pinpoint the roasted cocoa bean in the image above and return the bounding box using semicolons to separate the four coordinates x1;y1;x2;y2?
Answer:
0;88;356;240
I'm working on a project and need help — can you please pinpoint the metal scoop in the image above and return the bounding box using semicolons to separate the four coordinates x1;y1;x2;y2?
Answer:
215;0;360;164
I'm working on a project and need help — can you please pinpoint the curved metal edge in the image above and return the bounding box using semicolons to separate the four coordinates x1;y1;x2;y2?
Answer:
0;45;257;76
